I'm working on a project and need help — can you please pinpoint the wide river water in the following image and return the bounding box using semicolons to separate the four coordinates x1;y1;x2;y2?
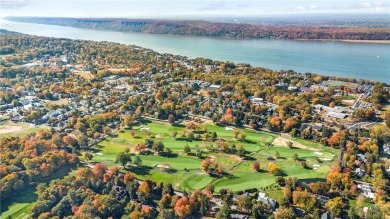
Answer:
1;19;389;83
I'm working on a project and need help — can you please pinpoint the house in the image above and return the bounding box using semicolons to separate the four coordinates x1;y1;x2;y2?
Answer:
355;168;365;177
112;186;127;201
293;207;305;218
257;192;278;211
383;144;390;155
356;154;367;163
357;184;375;199
249;97;264;105
316;195;329;206
208;84;221;90
288;86;298;91
326;111;348;119
321;212;331;219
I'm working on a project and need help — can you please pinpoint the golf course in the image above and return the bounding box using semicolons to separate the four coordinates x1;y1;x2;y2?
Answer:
86;119;340;193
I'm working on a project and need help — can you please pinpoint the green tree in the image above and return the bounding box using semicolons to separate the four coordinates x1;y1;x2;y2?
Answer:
184;144;191;155
158;209;175;219
159;194;172;209
212;132;218;140
152;141;165;153
134;156;142;167
115;151;132;167
78;135;89;148
236;195;252;213
348;206;358;219
216;202;231;219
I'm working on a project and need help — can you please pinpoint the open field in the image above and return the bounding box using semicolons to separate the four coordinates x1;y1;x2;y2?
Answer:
86;120;339;193
326;80;359;89
0;121;49;138
72;70;94;79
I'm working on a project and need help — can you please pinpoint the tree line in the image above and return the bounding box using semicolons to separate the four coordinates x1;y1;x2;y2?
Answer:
6;17;390;40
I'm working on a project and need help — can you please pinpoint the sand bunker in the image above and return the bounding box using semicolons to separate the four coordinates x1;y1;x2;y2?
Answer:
0;125;23;134
314;152;323;155
312;164;321;167
320;158;331;161
96;153;103;155
272;136;319;151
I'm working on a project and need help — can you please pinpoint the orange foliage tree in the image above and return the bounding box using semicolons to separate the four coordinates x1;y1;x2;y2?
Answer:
174;197;194;218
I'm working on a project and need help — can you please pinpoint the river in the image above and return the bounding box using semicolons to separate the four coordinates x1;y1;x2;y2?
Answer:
1;19;389;83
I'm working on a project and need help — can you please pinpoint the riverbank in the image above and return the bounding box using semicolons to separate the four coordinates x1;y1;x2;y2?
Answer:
1;19;389;83
296;39;390;44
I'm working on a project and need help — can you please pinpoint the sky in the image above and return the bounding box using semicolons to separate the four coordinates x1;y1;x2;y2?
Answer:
0;0;389;18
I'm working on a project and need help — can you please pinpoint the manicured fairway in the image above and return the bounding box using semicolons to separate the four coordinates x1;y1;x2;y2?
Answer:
87;120;339;193
0;186;36;219
0;167;78;219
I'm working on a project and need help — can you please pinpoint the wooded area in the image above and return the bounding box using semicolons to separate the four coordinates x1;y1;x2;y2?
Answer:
7;17;390;40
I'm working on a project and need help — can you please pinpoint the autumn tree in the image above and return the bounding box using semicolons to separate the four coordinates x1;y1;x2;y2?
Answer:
122;113;135;127
168;114;175;125
137;180;153;204
253;161;260;172
174;197;194;218
275;207;296;219
63;135;76;147
233;130;240;139
134;143;146;153
268;162;279;174
268;116;283;132
92;163;106;178
327;130;344;147
240;132;247;142
84;152;93;161
327;197;345;218
201;159;212;172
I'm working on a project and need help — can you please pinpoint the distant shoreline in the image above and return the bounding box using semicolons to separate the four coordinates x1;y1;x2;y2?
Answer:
5;17;390;42
296;39;390;44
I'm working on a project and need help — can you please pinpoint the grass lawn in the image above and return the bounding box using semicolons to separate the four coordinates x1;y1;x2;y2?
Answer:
130;168;214;191
0;167;78;219
347;198;375;209
341;94;356;100
213;170;277;192
0;121;48;138
265;190;284;203
212;144;337;192
326;80;359;89
86;120;339;193
0;186;37;219
89;120;273;164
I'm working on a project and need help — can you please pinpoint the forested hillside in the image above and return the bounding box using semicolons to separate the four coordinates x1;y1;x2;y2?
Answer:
6;17;390;40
